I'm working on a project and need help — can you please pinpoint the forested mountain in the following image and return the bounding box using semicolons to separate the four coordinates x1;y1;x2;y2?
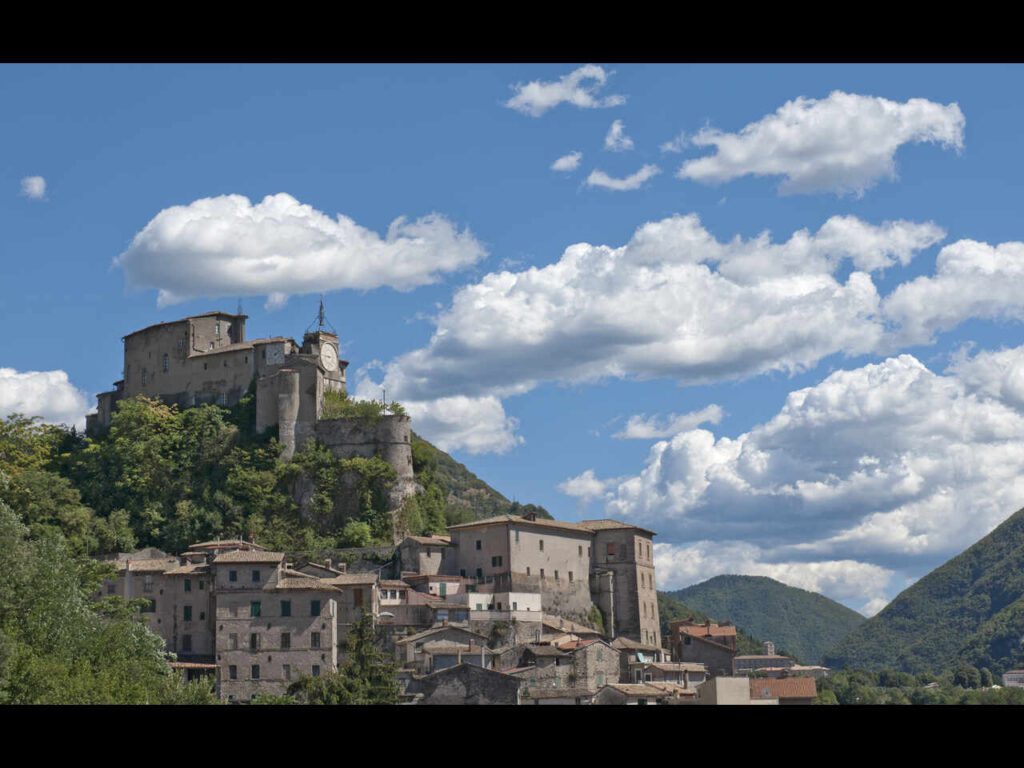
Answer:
667;575;866;664
657;591;768;656
824;506;1024;675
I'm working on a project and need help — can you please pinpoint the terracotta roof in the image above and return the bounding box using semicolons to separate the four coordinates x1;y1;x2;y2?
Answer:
600;683;666;697
556;639;606;651
524;644;568;658
212;550;284;564
403;535;452;546
642;662;706;673
577;519;657;537
448;514;591;535
275;576;340;592
672;621;738;639
380;580;411;589
749;677;817;700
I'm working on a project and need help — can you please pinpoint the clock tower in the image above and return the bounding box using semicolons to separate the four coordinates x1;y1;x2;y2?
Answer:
301;298;347;394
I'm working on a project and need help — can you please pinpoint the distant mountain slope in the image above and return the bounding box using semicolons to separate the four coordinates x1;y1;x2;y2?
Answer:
657;591;766;655
667;575;866;664
411;433;551;523
824;507;1024;674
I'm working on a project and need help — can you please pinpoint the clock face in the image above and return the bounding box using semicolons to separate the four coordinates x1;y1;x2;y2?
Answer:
320;343;338;372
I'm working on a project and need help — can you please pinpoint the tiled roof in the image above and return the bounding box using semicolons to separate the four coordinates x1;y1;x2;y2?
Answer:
645;682;697;697
250;336;294;346
422;641;495;655
448;514;591;535
275;576;340;592
600;683;666;696
749;677;817;700
577;519;657;537
673;621;738;639
524;644;568;658
324;573;379;586
163;563;211;576
212;550;284;564
610;637;663;652
123;559;178;573
380;580;411;589
523;688;595;700
395;625;486;646
192;539;266;551
644;662;706;673
403;535;452;545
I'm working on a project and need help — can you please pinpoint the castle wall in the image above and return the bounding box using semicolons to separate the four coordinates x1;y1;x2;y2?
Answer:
591;530;660;647
314;415;415;481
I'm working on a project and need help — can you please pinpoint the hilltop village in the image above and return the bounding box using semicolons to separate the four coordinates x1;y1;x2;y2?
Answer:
87;309;828;705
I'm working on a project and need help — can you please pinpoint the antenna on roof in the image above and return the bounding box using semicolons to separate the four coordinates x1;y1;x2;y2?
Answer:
237;298;243;316
306;294;337;335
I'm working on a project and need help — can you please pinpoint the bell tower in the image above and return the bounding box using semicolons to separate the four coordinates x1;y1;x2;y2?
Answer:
301;296;347;394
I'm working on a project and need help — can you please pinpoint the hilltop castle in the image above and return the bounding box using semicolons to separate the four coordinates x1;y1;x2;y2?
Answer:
86;307;417;511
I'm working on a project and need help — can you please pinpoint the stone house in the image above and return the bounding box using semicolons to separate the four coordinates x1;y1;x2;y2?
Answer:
670;619;738;677
394;624;489;669
628;661;707;689
414;664;524;705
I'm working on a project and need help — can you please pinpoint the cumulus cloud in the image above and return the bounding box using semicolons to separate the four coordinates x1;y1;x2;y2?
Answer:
604;120;634;152
359;212;945;457
20;176;46;200
0;368;90;430
505;65;626;117
114;193;487;308
573;349;1024;610
614;404;724;439
586;164;661;191
551;151;583;172
677;91;965;195
883;239;1024;346
559;469;616;503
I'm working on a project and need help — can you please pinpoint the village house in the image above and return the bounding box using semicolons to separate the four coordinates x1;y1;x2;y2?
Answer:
669;618;738;677
748;676;818;705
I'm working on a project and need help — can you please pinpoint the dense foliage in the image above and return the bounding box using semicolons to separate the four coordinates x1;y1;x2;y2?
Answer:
824;506;1024;674
667;575;866;664
410;433;551;526
321;391;405;421
815;667;1024;705
657;592;768;656
0;491;216;704
284;613;400;704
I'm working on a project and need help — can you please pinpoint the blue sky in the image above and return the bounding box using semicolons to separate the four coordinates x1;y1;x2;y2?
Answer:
4;63;1024;614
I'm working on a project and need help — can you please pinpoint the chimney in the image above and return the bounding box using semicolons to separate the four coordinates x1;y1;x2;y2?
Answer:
764;641;775;656
325;558;333;571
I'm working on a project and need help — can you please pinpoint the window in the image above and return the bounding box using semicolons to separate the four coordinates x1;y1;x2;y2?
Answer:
280;600;291;617
216;322;222;338
208;342;214;350
512;602;518;610
568;571;574;582
460;569;466;578
554;570;559;581
597;672;605;687
526;567;531;576
311;632;321;649
647;543;651;560
162;354;169;373
177;338;185;352
199;580;205;590
228;665;237;680
250;601;261;617
143;575;153;593
183;605;192;621
141;599;156;613
312;665;321;677
587;546;591;557
252;570;261;582
141;369;148;386
491;555;503;567
475;568;483;579
106;581;115;595
578;545;583;557
353;590;363;608
310;600;321;616
539;539;544;552
607;543;616;557
281;632;291;650
476;603;483;611
250;633;260;651
283;664;291;681
229;570;237;583
251;665;260;680
181;634;192;652
515;530;520;543
475;539;482;550
540;569;545;579
229;633;238;650
184;578;192;593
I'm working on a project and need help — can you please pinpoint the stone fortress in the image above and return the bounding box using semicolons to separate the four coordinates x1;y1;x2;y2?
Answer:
86;305;418;517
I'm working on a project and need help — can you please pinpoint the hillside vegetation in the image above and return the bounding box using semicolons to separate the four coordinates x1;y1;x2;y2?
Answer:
667;575;866;664
657;591;768;656
824;506;1024;674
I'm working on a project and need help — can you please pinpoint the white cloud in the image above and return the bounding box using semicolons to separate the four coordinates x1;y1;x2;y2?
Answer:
579;349;1024;610
370;213;941;408
677;91;965;195
586;164;661;191
505;65;626;118
559;469;615;503
0;368;90;430
551;151;583;172
654;541;893;617
660;132;688;153
883;239;1024;346
614;404;724;439
20;176;46;200
114;193;487;308
604;120;634;152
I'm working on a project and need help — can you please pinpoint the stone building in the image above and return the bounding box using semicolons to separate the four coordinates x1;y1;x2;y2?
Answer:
413;664;524;705
101;539;382;702
85;308;418;529
669;619;739;677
